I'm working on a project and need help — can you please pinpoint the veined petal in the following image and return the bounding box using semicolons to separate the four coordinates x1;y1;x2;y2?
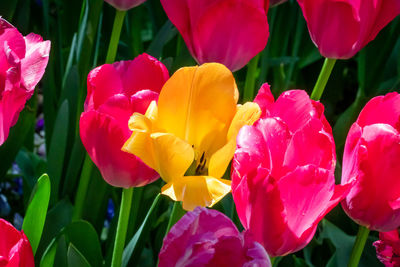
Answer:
161;176;231;211
157;63;238;160
209;102;261;178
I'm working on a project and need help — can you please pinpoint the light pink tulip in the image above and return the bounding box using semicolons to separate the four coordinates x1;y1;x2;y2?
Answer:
80;53;169;188
0;18;50;145
104;0;146;10
297;0;400;59
232;84;350;256
158;207;271;267
160;0;269;72
341;92;400;231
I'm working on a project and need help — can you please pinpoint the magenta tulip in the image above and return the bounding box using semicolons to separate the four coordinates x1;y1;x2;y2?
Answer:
104;0;146;10
80;53;169;188
297;0;400;59
0;18;50;146
374;230;400;267
158;207;271;267
341;93;400;231
160;0;269;72
231;84;350;256
0;219;34;267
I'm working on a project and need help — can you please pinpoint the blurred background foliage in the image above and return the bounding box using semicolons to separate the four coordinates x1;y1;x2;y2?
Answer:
0;0;399;266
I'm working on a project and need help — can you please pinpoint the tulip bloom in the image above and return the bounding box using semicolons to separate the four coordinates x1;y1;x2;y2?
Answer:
0;219;34;267
159;207;271;267
374;230;400;267
341;93;400;231
160;0;269;72
80;54;169;188
297;0;400;59
123;63;261;210
0;18;50;145
231;84;350;256
104;0;146;10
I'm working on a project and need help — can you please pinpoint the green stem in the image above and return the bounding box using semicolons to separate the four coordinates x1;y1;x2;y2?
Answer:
270;257;276;266
111;187;134;267
310;58;337;101
105;10;126;64
243;54;261;102
72;154;93;221
347;225;370;267
165;201;186;234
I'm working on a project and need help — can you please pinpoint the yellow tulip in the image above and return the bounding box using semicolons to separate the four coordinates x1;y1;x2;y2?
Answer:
123;63;261;210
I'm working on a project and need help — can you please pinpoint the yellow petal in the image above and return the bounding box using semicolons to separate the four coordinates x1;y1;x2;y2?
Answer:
123;114;194;182
208;102;261;178
156;63;239;160
145;100;158;122
161;176;232;211
123;113;156;169
150;133;194;182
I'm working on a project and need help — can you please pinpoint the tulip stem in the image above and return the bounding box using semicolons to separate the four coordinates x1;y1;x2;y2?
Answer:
106;10;126;64
347;225;370;267
310;58;336;101
111;187;134;267
243;54;261;102
72;154;93;221
165;201;186;234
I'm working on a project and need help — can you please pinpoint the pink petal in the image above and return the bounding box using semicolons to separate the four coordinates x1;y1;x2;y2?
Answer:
254;83;274;118
79;110;159;188
161;0;269;71
271;90;322;133
21;33;50;91
85;64;124;111
130;89;159;114
283;117;335;173
342;123;400;231
104;0;146;10
0;28;25;59
114;53;169;96
356;93;400;130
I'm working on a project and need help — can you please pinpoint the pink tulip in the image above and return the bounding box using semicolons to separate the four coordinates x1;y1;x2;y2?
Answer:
0;219;34;267
0;18;50;146
160;0;269;72
231;84;351;256
297;0;400;59
374;230;400;267
104;0;146;10
80;53;169;188
341;93;400;231
158;207;271;267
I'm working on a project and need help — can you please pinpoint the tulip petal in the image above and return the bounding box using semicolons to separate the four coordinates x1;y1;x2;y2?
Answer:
342;123;400;231
157;63;238;161
283;118;335;173
254;83;275;118
21;33;50;91
86;64;124;110
208;102;261;178
114;54;169;96
80;111;158;188
162;176;231;211
356;92;400;129
277;165;340;250
271;90;322;133
124;116;194;182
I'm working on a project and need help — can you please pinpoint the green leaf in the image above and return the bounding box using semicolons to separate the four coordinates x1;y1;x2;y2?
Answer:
22;174;51;255
47;100;69;203
122;194;161;267
67;243;91;267
63;221;104;267
40;238;58;267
